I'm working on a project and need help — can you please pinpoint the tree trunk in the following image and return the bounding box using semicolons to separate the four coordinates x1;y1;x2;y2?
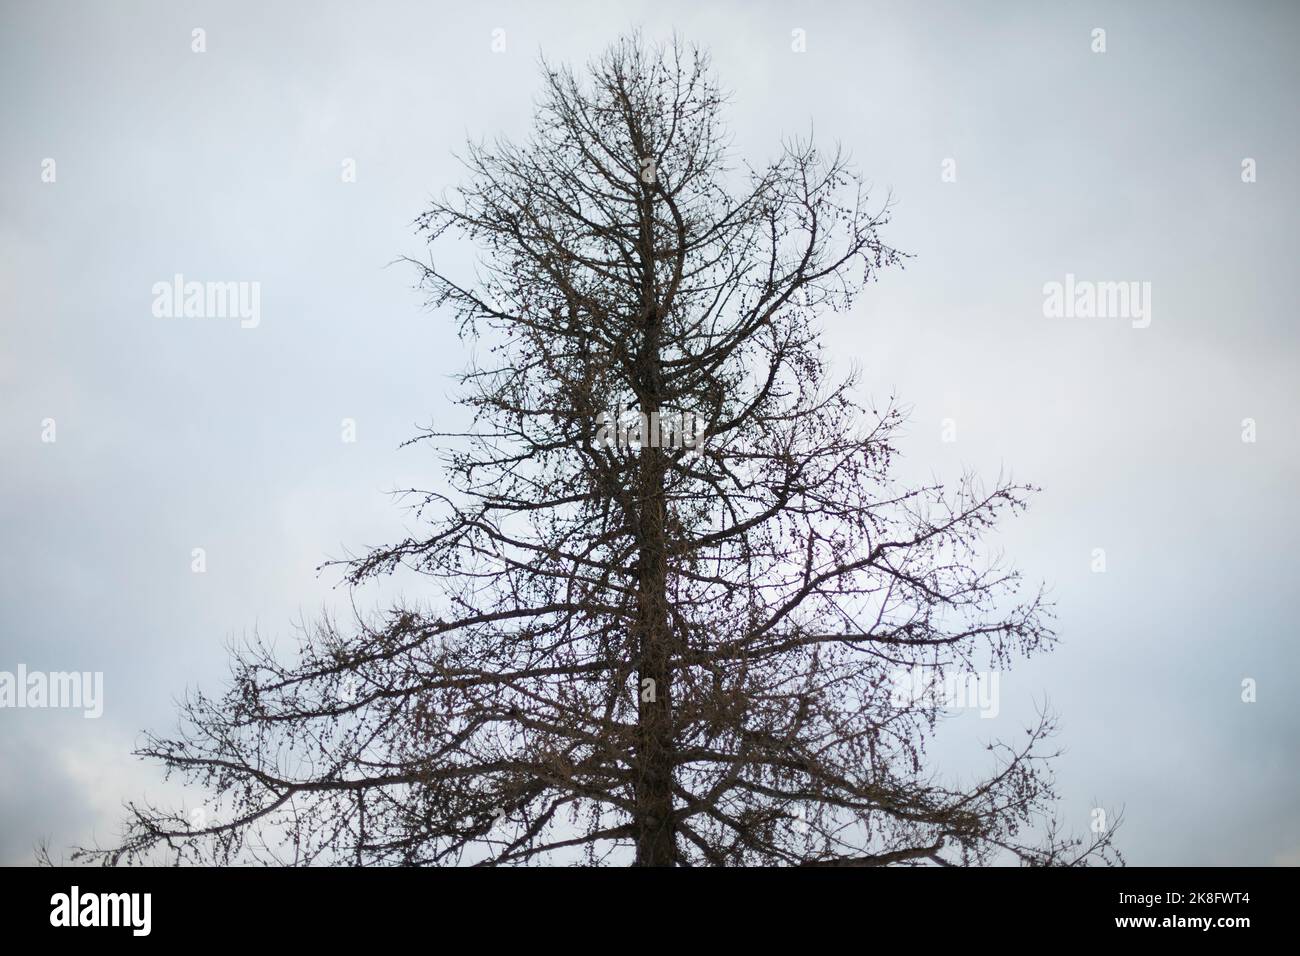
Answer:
633;440;675;865
632;165;675;860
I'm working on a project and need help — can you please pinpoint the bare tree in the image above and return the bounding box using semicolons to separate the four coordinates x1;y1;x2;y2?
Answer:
83;33;1119;867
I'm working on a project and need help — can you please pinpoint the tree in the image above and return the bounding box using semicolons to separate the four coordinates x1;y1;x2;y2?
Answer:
84;33;1119;867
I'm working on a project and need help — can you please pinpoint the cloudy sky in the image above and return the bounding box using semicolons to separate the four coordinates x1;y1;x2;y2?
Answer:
2;0;1297;866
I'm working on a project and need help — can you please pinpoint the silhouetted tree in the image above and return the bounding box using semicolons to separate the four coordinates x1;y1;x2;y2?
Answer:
84;33;1119;867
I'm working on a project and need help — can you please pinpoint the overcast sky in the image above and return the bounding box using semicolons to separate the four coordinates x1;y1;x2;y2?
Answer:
2;0;1297;866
